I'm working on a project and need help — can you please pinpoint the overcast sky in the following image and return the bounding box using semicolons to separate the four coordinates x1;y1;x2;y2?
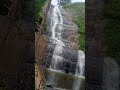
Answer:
72;0;85;2
51;0;85;5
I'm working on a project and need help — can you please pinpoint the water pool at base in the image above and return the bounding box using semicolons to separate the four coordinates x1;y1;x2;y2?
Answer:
44;68;85;90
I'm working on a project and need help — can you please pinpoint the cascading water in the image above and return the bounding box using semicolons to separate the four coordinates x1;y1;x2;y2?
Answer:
49;0;65;70
75;50;85;76
44;0;85;89
48;0;85;77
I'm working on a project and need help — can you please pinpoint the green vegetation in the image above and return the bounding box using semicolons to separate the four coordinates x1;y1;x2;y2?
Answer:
35;0;46;24
105;0;120;62
64;2;85;51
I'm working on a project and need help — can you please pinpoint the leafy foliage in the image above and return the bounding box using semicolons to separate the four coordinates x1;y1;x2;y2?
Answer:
64;2;85;51
105;0;120;61
35;0;46;24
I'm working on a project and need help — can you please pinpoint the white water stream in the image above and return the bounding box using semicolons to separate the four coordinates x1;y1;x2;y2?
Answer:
49;0;85;77
75;50;85;76
49;0;65;70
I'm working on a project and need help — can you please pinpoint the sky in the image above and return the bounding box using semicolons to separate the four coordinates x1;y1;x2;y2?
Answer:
51;0;85;6
72;0;85;3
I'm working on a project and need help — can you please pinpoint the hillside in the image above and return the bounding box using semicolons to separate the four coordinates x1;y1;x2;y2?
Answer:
64;2;85;51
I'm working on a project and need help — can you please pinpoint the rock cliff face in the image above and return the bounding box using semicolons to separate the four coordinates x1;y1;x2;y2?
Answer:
35;0;51;90
35;0;51;64
0;0;35;89
62;8;80;50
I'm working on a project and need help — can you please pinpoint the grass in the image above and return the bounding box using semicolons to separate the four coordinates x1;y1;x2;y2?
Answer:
64;2;85;51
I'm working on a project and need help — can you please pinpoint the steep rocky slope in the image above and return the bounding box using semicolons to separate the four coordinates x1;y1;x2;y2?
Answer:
35;0;51;90
63;2;85;51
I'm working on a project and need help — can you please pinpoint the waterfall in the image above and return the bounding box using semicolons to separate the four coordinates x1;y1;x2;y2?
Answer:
75;50;85;76
49;0;65;71
48;0;85;77
44;0;85;89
